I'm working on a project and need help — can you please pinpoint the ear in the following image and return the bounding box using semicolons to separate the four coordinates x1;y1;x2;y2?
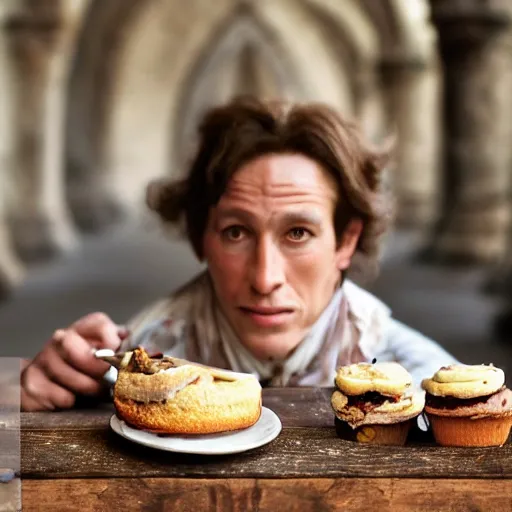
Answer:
335;218;363;270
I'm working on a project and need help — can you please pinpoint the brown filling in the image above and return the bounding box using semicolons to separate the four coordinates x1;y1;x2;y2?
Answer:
125;347;177;374
347;391;401;413
425;386;506;410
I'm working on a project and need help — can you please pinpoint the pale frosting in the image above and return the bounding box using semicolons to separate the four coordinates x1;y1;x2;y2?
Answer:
335;361;412;397
422;364;505;399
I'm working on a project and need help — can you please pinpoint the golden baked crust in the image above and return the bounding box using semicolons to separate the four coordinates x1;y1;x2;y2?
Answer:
114;376;262;434
334;362;412;397
114;365;208;403
428;415;512;447
113;348;262;434
421;364;505;399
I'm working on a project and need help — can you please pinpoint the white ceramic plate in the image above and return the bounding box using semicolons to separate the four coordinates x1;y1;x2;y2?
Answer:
110;406;282;455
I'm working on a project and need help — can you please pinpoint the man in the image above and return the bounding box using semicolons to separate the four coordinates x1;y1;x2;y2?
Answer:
21;97;457;411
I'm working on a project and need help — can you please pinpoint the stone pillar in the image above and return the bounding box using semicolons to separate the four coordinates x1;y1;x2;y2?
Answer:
3;0;77;262
0;226;24;299
380;54;442;230
425;0;512;263
0;3;24;297
0;162;24;299
353;65;387;146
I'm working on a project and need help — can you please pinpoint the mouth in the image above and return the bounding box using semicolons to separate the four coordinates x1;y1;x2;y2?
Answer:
240;306;294;315
239;306;294;327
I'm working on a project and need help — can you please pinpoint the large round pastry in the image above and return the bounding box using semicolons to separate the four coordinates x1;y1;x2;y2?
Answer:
113;347;262;434
422;363;512;447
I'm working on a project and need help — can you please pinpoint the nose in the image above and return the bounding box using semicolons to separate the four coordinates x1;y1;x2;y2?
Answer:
249;236;285;296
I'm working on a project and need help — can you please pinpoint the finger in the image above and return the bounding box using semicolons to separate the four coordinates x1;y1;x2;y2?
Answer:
70;312;122;350
38;348;104;396
21;364;76;410
46;381;76;410
117;327;131;341
21;364;54;410
52;330;113;379
21;386;47;412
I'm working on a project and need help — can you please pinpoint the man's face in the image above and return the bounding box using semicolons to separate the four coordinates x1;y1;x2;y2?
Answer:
203;153;361;361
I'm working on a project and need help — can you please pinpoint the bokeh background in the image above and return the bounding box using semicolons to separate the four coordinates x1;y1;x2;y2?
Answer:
0;0;511;376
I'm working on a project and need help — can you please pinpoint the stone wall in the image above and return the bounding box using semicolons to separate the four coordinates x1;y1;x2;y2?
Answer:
6;0;510;298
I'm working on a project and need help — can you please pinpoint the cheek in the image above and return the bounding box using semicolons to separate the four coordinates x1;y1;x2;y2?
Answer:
295;240;339;275
289;246;340;293
204;235;247;298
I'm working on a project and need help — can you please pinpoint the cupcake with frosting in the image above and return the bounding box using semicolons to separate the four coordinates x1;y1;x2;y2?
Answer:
331;361;425;446
422;364;512;447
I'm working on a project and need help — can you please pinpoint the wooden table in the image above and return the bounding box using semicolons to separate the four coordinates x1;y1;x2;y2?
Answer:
21;388;512;511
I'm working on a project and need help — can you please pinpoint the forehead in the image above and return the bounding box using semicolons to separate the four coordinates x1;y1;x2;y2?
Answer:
220;153;338;205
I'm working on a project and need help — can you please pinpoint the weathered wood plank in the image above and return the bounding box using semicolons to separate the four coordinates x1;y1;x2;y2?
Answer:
21;405;113;430
21;388;335;430
0;478;21;512
21;478;512;512
21;426;512;479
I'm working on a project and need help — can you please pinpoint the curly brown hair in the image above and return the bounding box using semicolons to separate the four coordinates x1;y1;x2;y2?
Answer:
147;96;394;280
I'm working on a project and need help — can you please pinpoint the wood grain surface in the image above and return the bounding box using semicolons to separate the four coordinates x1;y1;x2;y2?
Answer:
22;478;512;512
21;388;334;429
20;388;512;480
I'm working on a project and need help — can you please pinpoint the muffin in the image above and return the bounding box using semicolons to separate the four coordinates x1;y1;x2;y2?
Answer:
422;364;512;447
331;362;425;446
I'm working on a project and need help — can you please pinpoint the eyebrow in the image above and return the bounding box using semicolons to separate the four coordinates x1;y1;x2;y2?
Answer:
215;207;323;226
280;211;323;226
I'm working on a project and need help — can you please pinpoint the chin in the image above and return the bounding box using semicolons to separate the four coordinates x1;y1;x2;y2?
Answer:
241;333;303;361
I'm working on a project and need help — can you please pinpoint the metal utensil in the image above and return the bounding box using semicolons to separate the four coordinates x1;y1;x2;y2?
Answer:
93;348;132;369
94;348;245;382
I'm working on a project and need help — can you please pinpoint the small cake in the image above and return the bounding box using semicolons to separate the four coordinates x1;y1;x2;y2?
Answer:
422;364;512;447
330;362;425;446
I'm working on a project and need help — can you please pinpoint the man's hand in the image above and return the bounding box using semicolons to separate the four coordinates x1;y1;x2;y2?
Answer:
21;312;128;411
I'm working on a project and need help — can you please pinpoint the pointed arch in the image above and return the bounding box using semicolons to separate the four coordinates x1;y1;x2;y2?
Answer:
361;0;441;227
64;0;153;228
66;0;363;219
301;0;385;138
304;0;379;67
65;0;238;218
361;0;435;62
174;5;304;167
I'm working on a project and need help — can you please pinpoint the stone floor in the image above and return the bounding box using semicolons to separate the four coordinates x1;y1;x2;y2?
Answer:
0;221;510;379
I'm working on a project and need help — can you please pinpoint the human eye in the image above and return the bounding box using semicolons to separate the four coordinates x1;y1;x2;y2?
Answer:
221;225;247;242
286;227;313;243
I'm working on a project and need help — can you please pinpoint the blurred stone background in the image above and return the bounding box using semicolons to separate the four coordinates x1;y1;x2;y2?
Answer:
0;0;511;377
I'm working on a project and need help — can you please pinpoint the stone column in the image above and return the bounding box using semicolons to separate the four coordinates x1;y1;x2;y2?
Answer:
380;54;442;230
0;2;24;297
352;64;387;146
425;0;512;263
3;0;77;262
